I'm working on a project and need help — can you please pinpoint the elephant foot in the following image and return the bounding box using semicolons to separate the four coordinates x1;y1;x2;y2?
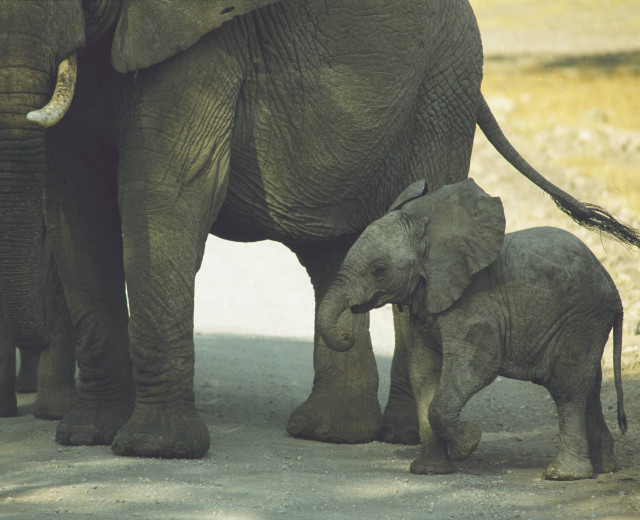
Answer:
56;397;134;446
447;421;481;461
410;450;456;475
382;395;419;444
111;403;210;459
33;384;77;420
287;388;382;443
544;452;594;481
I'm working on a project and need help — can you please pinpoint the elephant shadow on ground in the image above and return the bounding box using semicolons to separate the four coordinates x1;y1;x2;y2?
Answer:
193;333;580;474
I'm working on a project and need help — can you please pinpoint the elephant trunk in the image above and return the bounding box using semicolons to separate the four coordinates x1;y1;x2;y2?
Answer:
317;278;360;352
0;129;48;353
0;60;52;352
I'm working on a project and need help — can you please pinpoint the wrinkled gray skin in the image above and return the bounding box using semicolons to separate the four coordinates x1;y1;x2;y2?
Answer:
2;0;637;459
319;179;628;481
0;240;76;419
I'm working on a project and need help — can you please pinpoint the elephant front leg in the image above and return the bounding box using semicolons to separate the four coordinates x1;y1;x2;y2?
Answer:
46;143;134;447
406;327;454;475
427;334;498;463
286;241;382;443
111;182;218;459
109;54;242;457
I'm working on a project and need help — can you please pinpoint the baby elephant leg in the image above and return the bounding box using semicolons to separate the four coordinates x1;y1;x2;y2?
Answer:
544;329;611;481
585;371;616;474
407;333;454;475
544;395;593;480
428;336;498;462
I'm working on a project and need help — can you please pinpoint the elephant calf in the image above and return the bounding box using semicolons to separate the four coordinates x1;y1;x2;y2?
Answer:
318;178;627;481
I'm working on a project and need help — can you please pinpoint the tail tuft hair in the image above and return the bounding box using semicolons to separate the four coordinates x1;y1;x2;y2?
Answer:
551;197;640;250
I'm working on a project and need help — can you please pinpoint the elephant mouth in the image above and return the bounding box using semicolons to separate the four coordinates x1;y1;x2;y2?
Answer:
350;303;375;314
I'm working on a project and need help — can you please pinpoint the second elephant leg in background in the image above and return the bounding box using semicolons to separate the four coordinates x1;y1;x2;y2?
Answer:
45;132;134;447
32;238;77;420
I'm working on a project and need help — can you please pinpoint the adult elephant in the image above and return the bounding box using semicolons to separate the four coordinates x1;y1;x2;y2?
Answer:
2;0;637;458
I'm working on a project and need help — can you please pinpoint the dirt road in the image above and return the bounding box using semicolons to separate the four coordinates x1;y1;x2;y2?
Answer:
2;2;640;518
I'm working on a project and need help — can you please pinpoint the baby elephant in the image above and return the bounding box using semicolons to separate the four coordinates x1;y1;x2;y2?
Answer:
318;178;627;480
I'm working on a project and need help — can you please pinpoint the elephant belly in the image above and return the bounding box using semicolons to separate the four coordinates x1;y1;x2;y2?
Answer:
216;0;444;242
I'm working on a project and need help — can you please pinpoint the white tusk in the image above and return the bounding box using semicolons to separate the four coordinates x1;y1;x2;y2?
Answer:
27;54;77;128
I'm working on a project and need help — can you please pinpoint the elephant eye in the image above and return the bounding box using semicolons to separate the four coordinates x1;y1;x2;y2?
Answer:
371;265;387;278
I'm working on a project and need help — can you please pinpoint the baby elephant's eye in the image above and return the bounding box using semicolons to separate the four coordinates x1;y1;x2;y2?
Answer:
371;265;387;278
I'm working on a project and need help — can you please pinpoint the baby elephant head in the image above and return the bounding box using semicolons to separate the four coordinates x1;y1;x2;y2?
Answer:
318;178;506;352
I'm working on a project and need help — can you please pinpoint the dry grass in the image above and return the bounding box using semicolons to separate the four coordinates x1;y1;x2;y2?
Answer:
482;56;640;215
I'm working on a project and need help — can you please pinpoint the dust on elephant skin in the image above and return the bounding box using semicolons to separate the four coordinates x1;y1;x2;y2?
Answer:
319;179;628;480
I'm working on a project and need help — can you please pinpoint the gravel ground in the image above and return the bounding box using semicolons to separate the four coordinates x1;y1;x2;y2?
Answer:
2;2;640;519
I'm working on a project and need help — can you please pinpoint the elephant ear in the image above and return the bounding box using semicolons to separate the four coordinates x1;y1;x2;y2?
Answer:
414;179;506;314
111;0;281;72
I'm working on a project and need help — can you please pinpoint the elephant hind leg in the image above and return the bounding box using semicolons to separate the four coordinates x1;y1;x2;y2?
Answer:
285;239;382;443
586;369;616;474
544;367;595;480
544;397;593;481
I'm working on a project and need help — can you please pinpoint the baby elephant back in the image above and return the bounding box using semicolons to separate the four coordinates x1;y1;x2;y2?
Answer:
501;226;621;312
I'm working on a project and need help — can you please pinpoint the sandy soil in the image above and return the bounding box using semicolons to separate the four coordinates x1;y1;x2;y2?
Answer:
2;2;640;518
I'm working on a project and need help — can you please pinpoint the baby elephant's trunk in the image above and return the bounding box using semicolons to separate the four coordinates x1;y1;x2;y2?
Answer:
317;284;359;352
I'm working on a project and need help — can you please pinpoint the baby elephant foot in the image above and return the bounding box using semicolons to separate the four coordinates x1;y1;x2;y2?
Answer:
111;404;210;459
410;443;456;475
56;398;134;446
545;452;594;481
447;422;481;461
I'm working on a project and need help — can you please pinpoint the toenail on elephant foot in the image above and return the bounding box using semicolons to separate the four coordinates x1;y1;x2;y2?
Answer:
287;392;382;444
56;399;133;446
447;422;481;461
111;405;210;459
410;450;456;475
544;453;594;481
286;415;309;437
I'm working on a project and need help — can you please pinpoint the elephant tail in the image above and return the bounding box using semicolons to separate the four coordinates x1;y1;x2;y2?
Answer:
612;310;627;434
477;96;640;249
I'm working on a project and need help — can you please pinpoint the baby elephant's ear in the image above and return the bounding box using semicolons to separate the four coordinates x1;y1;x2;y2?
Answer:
111;0;281;73
419;179;505;314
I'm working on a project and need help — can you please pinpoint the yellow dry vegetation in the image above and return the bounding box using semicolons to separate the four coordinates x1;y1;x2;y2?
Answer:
482;58;640;214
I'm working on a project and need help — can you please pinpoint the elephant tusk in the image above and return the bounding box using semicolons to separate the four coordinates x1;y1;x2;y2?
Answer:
27;54;77;128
